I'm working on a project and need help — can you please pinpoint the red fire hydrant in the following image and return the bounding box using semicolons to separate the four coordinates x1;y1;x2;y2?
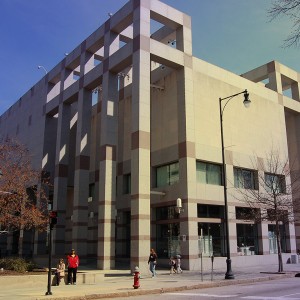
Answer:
133;266;140;289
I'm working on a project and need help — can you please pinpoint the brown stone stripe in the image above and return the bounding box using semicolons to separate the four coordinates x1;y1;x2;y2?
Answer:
178;141;195;158
98;200;116;206
131;130;150;150
71;238;87;243
75;155;90;170
130;235;150;240
100;144;116;161
98;237;116;242
73;206;88;210
55;163;68;178
131;193;150;200
72;222;88;226
131;214;150;220
54;240;66;244
98;219;115;224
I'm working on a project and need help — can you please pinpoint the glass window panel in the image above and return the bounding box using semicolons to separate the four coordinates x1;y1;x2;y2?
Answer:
156;162;179;187
197;161;222;186
156;165;168;187
234;167;257;190
196;162;206;183
169;162;179;185
265;173;286;193
123;174;131;194
207;164;221;185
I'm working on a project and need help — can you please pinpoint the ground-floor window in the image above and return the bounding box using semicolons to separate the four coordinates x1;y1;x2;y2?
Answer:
198;223;225;257
236;223;259;255
156;223;180;258
268;224;287;254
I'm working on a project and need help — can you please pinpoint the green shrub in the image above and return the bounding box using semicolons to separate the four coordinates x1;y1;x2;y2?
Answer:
0;257;37;272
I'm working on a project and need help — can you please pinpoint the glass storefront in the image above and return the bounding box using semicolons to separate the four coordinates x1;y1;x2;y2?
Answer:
156;207;180;258
236;223;259;255
198;223;225;257
268;224;287;254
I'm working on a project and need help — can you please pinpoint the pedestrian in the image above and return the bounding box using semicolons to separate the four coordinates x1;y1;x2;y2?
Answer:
169;256;176;274
176;254;183;273
55;258;65;286
67;249;79;285
147;248;157;277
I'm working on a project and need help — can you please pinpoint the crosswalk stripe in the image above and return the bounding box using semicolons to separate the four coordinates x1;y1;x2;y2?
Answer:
167;293;238;298
242;297;300;300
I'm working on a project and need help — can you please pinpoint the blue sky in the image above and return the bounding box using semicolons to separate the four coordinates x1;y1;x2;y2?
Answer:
0;0;298;115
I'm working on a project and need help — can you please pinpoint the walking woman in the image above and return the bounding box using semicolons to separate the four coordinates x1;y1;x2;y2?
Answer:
147;248;157;277
67;249;79;285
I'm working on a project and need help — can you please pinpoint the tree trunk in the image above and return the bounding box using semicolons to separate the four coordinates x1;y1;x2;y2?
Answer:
18;228;24;258
276;221;283;272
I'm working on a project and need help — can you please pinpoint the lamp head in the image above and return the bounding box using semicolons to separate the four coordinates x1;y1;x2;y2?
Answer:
243;90;251;108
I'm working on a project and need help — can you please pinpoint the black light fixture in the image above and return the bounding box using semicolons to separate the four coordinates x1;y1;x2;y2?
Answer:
219;89;251;280
243;90;251;108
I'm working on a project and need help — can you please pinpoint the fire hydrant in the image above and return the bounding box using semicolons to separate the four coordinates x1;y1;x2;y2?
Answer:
133;266;140;289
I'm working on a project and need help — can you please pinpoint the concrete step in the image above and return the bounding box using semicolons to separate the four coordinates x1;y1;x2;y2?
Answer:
0;269;131;287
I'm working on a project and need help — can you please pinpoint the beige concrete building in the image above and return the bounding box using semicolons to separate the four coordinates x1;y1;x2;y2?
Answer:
0;0;300;271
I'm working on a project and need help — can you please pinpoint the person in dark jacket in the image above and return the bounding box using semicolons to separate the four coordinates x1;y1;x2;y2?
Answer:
67;249;79;285
147;248;157;277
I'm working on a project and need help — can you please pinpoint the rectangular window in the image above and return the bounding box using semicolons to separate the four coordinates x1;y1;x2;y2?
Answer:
236;207;259;220
156;162;179;187
197;204;224;218
123;174;131;194
234;167;258;190
88;184;95;202
197;161;222;185
265;173;286;193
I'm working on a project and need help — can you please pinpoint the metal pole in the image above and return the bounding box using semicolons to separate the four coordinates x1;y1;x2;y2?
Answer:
45;224;53;295
211;255;214;281
219;98;234;280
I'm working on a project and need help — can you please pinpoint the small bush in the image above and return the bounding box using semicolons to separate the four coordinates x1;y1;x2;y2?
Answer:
0;257;37;272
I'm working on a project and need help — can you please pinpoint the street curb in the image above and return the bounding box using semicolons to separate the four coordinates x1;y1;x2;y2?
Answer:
35;272;296;300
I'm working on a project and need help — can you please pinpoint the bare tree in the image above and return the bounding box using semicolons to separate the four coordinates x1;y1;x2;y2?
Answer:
0;139;49;256
268;0;300;48
233;148;300;272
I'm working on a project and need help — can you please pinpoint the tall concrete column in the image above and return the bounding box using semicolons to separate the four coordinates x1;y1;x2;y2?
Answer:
291;81;300;101
175;17;197;269
267;62;283;94
176;65;197;270
130;0;151;272
35;79;57;255
97;71;118;269
72;88;92;261
53;102;71;255
96;19;119;269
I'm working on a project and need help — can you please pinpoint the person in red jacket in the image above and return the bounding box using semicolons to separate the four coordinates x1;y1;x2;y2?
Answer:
67;249;79;285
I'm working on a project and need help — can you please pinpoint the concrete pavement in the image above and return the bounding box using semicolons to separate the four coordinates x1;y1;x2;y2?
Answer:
0;263;299;300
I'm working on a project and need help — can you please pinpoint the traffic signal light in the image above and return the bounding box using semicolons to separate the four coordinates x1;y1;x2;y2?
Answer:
49;211;57;229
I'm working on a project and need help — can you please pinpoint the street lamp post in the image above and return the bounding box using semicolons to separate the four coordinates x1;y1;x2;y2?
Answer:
45;211;57;295
38;65;48;75
219;89;250;280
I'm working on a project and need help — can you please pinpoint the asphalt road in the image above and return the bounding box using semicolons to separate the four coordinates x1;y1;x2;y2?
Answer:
111;277;300;300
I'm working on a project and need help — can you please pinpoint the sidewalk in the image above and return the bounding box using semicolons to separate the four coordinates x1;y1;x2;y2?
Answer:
0;263;299;300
